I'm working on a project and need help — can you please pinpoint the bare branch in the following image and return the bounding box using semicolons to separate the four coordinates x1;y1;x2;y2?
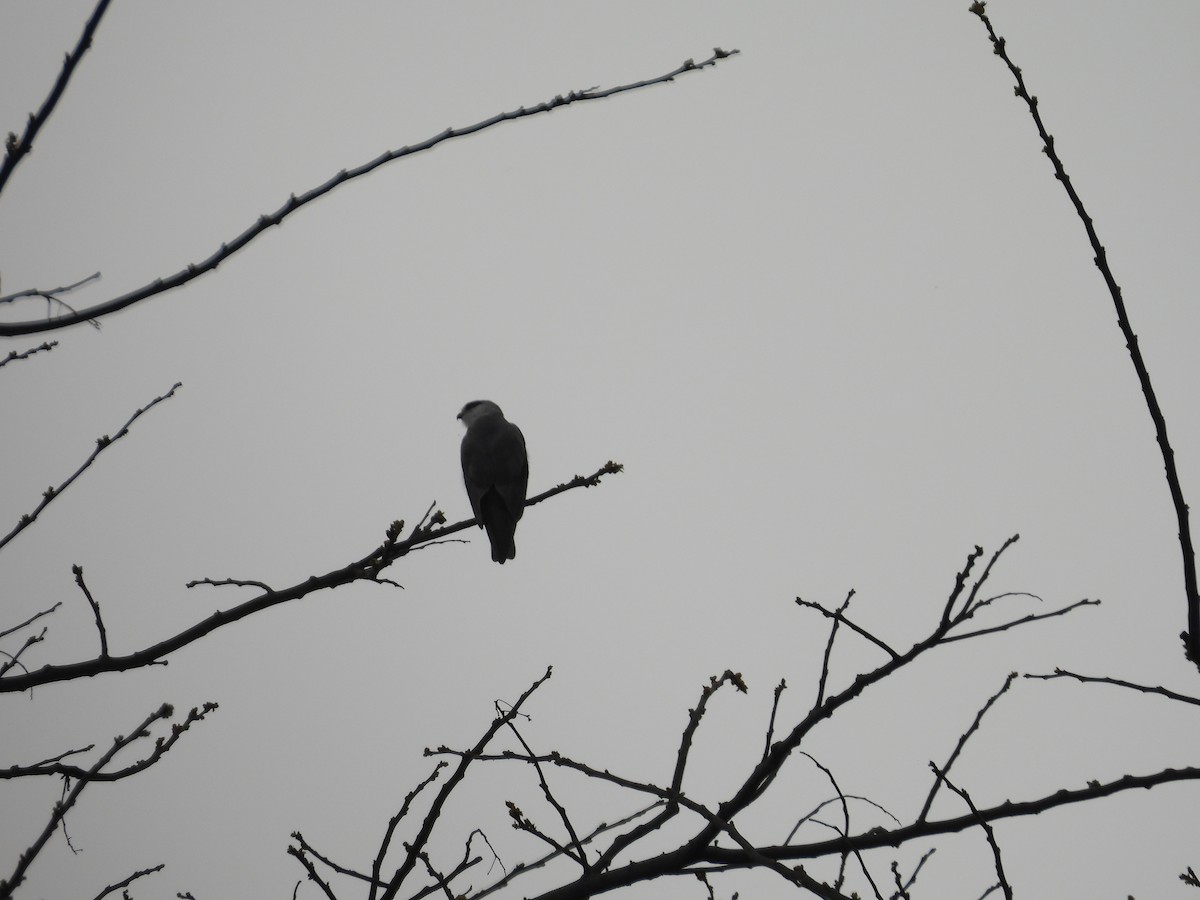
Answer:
0;463;619;693
503;715;589;870
1025;668;1200;707
0;383;182;554
376;668;554;900
0;602;61;641
795;597;898;661
469;805;662;900
185;577;275;593
816;590;856;708
368;764;447;900
286;844;339;900
971;1;1199;668
941;545;984;627
0;628;47;679
0;341;58;369
89;863;164;900
72;564;108;657
698;766;1200;870
0;702;216;783
762;678;787;763
919;673;1018;823
0;702;214;900
0;1;111;197
941;598;1099;643
933;768;1012;900
0;50;739;336
291;832;378;887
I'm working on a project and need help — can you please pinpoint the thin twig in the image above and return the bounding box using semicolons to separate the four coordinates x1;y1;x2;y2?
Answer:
795;597;898;660
0;602;61;641
1025;668;1200;706
919;673;1018;823
0;383;182;554
0;341;58;368
933;767;1012;900
72;565;108;657
503;716;589;870
762;678;787;763
89;864;164;900
816;590;855;708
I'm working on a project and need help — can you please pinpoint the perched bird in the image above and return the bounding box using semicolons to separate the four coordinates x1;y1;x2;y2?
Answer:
458;400;529;564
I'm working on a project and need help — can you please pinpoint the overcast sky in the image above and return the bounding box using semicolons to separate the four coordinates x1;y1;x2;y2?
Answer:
3;3;1200;899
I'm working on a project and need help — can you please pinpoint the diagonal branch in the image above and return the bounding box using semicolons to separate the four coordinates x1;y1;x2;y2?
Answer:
0;50;739;336
377;668;554;900
0;0;111;197
971;1;1199;668
0;341;58;368
919;672;1017;823
0;383;182;554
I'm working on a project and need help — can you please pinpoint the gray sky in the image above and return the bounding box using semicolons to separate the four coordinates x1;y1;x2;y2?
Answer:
3;2;1200;898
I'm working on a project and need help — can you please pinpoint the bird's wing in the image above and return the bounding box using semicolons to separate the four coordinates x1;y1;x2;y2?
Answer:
491;421;529;523
461;417;528;520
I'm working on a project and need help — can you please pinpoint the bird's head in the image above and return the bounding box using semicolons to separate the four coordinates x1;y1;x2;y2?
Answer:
457;399;504;427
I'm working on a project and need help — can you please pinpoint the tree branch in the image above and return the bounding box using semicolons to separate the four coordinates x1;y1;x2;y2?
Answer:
0;383;182;554
0;341;58;369
0;0;111;197
971;1;1199;668
0;462;620;693
0;702;214;900
0;51;739;336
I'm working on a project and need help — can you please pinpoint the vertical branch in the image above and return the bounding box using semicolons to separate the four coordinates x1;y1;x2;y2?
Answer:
72;565;108;657
970;2;1200;667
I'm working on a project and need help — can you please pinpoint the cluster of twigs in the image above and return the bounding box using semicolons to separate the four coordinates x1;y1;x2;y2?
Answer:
284;536;1200;900
3;1;1199;899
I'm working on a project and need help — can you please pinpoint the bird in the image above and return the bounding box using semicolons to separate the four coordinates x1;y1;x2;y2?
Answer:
458;400;529;564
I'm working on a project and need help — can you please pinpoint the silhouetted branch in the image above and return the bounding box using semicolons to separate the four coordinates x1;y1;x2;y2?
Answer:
368;764;447;900
971;0;1199;668
0;603;60;641
796;596;898;661
940;598;1099;643
0;702;216;783
1025;668;1200;706
503;717;589;870
890;849;935;900
0;702;214;900
933;769;1012;900
0;50;739;335
469;805;662;900
375;668;554;900
184;577;275;593
89;863;164;900
816;590;856;708
0;341;58;369
762;677;787;762
696;766;1200;871
0;1;111;197
72;565;107;657
0;628;47;679
0;383;182;554
0;463;620;694
919;673;1018;823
